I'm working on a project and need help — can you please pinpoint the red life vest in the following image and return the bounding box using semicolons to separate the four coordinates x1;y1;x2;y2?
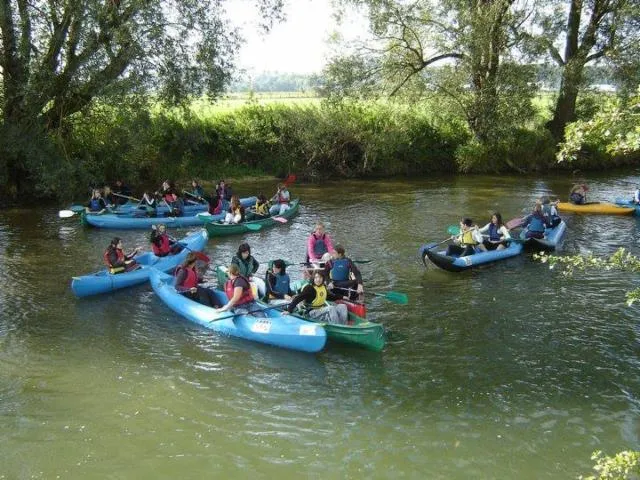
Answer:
103;247;124;267
164;193;177;203
175;266;198;289
152;234;171;256
224;276;255;305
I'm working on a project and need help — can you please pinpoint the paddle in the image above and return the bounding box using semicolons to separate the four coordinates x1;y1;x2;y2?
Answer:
112;192;141;202
209;302;291;322
272;217;288;223
58;209;76;218
270;174;297;202
165;233;210;263
505;217;524;229
422;237;453;251
182;190;208;204
342;288;408;305
245;223;262;231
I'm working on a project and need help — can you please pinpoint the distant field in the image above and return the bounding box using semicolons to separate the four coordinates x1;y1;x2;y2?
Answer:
191;92;321;116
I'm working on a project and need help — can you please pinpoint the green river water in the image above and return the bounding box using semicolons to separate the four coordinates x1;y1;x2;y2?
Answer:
1;173;639;479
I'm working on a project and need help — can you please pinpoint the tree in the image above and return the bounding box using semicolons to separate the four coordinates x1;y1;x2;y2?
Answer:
0;0;283;197
320;0;536;144
523;0;640;141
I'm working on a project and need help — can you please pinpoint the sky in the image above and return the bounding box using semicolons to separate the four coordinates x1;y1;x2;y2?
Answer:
226;0;367;75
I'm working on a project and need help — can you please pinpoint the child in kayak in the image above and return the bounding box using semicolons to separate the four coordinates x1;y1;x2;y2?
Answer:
283;271;349;325
175;253;220;308
446;218;484;257
478;213;511;251
103;237;141;274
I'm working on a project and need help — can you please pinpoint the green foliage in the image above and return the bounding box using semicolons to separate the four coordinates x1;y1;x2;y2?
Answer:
455;128;556;173
580;450;640;480
534;248;640;306
557;87;640;163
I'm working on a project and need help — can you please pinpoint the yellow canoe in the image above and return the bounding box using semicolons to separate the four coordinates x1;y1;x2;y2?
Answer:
557;202;635;215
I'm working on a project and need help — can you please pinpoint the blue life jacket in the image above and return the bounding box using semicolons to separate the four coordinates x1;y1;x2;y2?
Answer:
528;213;546;233
569;192;584;205
89;198;102;211
488;223;502;242
312;234;328;257
330;258;350;281
272;273;290;296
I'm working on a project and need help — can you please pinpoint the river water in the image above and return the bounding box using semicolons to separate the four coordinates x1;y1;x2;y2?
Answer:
1;173;639;479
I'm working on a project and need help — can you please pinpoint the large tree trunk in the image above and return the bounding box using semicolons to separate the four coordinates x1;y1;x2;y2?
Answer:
547;60;584;141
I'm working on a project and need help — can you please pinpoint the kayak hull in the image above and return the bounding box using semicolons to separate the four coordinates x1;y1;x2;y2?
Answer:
420;241;523;272
71;230;208;297
557;202;634;215
203;199;300;237
519;220;567;251
150;270;327;353
81;197;257;229
614;198;640;216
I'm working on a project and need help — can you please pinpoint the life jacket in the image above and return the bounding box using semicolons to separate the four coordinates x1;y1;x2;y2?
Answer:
103;247;125;274
164;192;178;203
488;223;502;242
271;272;290;296
89;198;102;211
176;266;198;289
233;257;254;277
541;205;555;227
569;192;584;205
312;234;328;257
528;212;546;233
152;234;171;256
330;258;350;281
255;201;269;216
224;276;255;305
309;285;328;308
277;191;289;204
461;230;478;246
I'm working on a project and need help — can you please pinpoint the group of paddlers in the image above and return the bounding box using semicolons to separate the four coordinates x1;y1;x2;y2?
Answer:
101;219;363;325
85;178;292;223
445;196;562;258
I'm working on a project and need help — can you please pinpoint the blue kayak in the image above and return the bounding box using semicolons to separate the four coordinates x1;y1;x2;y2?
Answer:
518;220;567;251
81;196;257;229
112;201;208;216
614;198;640;216
71;230;208;297
149;269;327;353
420;240;523;272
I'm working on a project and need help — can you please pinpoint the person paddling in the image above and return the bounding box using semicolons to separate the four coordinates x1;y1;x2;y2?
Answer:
269;183;291;216
231;243;265;297
282;271;349;325
306;222;336;264
265;259;294;303
569;184;588;205
175;252;221;308
478;213;511;251
446;218;483;257
86;189;108;214
521;201;547;239
324;245;364;300
150;224;182;257
540;196;561;228
103;237;141;274
215;264;265;316
223;195;246;224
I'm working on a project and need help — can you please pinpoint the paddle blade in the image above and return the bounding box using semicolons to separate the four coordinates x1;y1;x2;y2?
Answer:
58;210;76;218
506;217;523;229
245;223;262;231
377;291;408;305
272;216;288;223
353;259;372;264
283;174;297;186
447;225;460;235
70;205;86;213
